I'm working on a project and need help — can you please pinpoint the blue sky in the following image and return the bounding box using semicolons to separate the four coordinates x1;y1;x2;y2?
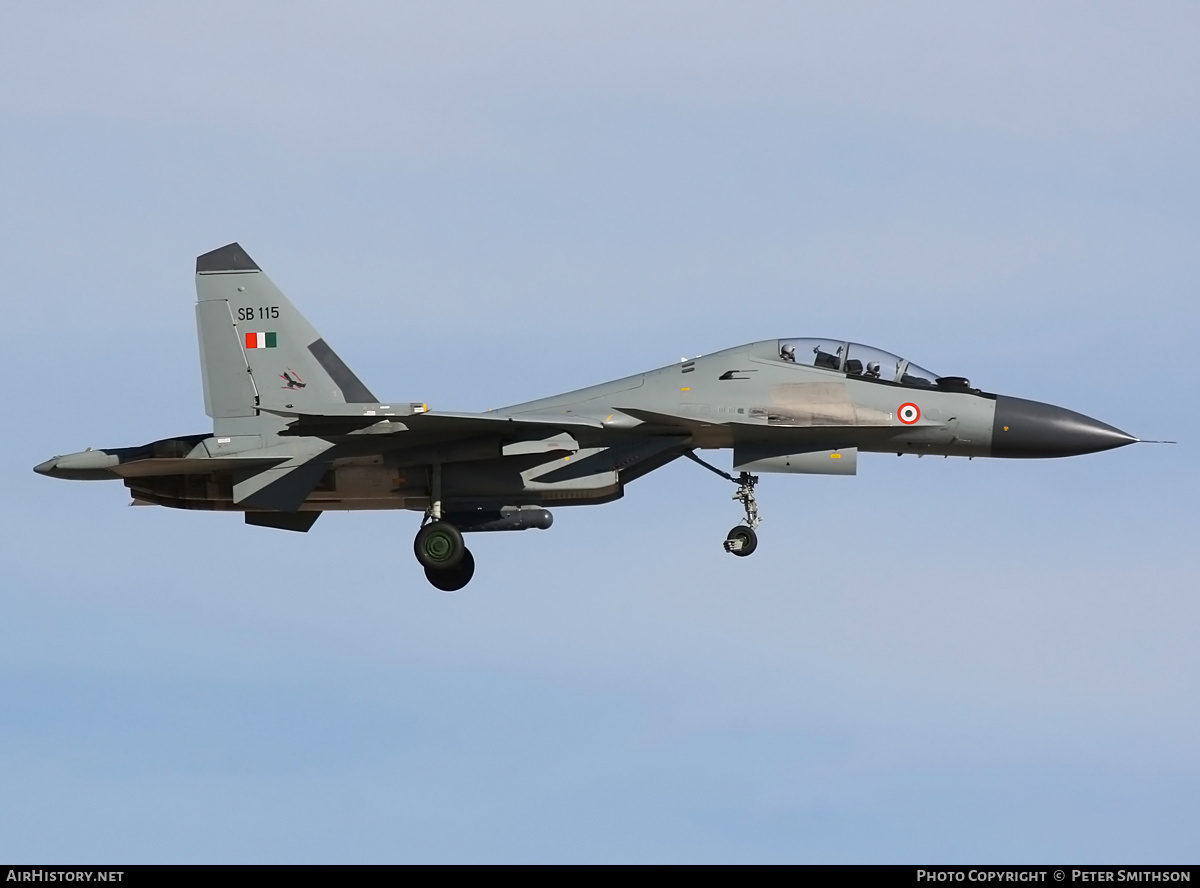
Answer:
1;2;1196;862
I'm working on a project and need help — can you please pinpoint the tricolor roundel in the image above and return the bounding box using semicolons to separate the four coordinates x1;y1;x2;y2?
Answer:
898;402;920;424
245;332;277;349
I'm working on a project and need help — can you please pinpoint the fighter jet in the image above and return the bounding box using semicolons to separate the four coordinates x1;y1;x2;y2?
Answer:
35;243;1146;591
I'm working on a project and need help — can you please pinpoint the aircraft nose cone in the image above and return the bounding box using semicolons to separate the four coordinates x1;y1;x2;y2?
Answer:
33;457;59;476
992;396;1137;458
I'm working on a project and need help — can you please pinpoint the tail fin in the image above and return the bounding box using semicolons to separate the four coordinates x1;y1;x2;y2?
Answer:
195;243;377;429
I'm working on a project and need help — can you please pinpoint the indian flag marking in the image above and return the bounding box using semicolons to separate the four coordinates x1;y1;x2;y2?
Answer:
245;332;277;349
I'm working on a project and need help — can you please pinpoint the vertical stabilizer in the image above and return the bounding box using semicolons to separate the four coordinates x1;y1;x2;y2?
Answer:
195;243;376;430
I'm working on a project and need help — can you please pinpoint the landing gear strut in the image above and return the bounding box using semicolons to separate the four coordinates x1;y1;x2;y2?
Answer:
731;471;760;529
724;472;761;556
683;452;763;557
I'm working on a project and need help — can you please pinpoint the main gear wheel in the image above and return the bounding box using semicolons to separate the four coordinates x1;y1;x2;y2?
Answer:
414;520;466;570
425;548;476;592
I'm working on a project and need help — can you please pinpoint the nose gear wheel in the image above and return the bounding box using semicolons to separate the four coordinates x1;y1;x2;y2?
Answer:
724;525;758;556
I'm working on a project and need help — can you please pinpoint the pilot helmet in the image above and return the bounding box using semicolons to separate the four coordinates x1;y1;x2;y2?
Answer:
781;343;796;360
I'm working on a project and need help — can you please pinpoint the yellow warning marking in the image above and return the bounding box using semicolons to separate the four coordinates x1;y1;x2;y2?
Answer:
681;387;691;392
606;414;614;421
1004;426;1009;431
830;453;841;459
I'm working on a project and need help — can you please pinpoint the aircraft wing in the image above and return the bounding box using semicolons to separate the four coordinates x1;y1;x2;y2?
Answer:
261;407;606;437
112;456;289;478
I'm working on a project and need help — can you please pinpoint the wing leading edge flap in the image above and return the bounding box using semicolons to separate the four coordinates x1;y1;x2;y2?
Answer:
262;407;606;437
112;456;289;478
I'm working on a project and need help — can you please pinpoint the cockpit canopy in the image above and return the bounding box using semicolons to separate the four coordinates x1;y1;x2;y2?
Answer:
777;338;942;387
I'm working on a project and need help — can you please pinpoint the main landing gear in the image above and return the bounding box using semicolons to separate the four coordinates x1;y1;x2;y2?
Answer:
683;452;762;557
415;464;475;592
414;520;475;591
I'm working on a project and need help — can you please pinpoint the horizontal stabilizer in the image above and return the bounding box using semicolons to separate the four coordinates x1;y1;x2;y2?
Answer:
232;447;333;512
245;512;320;532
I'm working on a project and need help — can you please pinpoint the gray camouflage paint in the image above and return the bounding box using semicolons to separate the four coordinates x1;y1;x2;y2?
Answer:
34;244;1137;529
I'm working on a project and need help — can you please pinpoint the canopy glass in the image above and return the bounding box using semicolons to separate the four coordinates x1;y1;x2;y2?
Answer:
776;339;940;387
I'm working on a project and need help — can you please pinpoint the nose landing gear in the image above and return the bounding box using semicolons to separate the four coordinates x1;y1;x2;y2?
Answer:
683;452;762;557
723;472;761;556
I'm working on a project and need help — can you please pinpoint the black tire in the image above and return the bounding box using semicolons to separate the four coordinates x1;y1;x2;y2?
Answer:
725;525;758;557
414;521;465;570
425;548;475;592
